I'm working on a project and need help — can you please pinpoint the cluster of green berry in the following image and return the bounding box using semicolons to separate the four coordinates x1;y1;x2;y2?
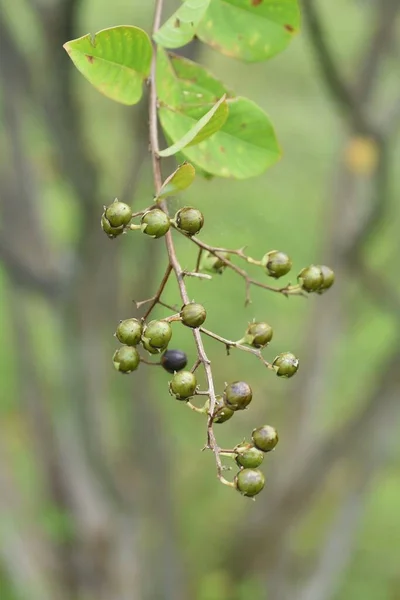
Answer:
102;195;334;498
102;199;204;239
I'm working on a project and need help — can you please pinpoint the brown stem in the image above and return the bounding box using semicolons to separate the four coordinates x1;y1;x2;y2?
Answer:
136;263;173;319
200;328;275;370
148;0;230;486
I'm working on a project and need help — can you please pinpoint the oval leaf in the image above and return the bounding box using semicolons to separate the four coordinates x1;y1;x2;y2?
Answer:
154;0;211;49
160;96;280;178
157;162;196;199
158;95;228;157
63;26;152;105
197;0;300;62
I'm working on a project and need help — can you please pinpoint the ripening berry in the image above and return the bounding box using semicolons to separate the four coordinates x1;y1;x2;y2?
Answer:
272;352;299;378
263;250;292;279
201;251;230;274
180;303;207;328
101;215;124;239
244;322;273;348
116;319;143;346
169;370;197;400
161;349;188;373
318;265;335;293
235;444;264;469
113;346;140;373
142;320;172;350
205;395;235;423
141;209;170;238
235;468;265;497
252;425;279;452
105;200;132;228
175;206;204;236
224;381;253;411
298;265;323;293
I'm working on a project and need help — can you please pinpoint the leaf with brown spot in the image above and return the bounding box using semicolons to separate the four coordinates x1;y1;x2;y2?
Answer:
154;0;211;49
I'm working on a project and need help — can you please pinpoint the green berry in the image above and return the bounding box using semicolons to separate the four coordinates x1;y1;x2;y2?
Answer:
169;370;197;400
318;265;335;293
101;215;124;239
298;265;323;292
142;337;162;355
113;346;140;373
235;444;264;469
141;209;170;238
205;395;234;423
244;322;273;348
142;320;172;350
175;206;204;236
263;250;292;279
116;319;142;346
235;469;265;497
252;425;279;452
201;251;230;274
105;200;132;228
180;303;207;328
272;352;299;378
161;349;188;373
224;381;252;411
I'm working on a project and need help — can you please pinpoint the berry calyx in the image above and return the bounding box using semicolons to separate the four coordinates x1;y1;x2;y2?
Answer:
252;425;279;452
101;215;124;239
235;444;264;469
262;250;292;279
224;381;253;411
142;320;172;351
205;395;235;423
116;319;143;346
105;200;132;228
112;346;140;373
169;371;197;400
272;352;299;378
180;303;207;328
243;322;273;348
175;206;204;236
235;468;265;497
161;349;188;373
318;265;335;293
141;209;170;238
298;265;323;292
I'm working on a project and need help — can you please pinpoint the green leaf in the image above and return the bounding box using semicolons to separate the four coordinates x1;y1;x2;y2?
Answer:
157;162;196;199
154;0;211;49
158;95;228;157
63;26;152;105
196;0;300;62
156;51;280;178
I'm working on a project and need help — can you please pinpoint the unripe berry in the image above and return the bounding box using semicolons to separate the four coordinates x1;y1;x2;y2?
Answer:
180;303;207;328
235;444;264;469
205;395;234;424
105;200;132;227
235;468;265;497
116;319;142;346
224;381;252;411
142;337;162;355
101;215;124;239
201;251;230;274
141;209;170;238
272;352;299;378
318;265;335;293
175;206;204;236
262;250;292;278
142;320;172;350
161;349;188;373
169;370;197;400
244;322;273;348
113;346;140;373
252;425;279;452
298;265;323;292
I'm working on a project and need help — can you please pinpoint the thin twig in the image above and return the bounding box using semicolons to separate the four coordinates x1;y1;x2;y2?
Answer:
200;328;275;370
135;263;173;319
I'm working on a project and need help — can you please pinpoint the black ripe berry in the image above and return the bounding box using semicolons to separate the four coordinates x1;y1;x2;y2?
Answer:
161;349;188;373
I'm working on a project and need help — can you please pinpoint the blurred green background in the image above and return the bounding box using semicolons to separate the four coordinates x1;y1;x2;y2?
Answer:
1;1;400;600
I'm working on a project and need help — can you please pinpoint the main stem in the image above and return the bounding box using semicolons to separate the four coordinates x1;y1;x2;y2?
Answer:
149;0;228;484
